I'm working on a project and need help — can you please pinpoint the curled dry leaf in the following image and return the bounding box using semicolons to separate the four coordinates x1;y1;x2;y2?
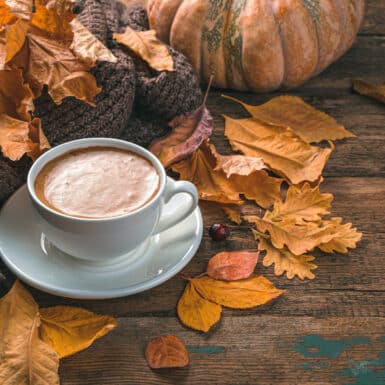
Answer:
257;237;317;280
214;153;266;177
114;26;174;72
207;251;259;281
145;335;189;369
39;306;117;358
223;95;355;143
172;140;282;209
191;275;285;309
177;282;221;332
0;281;60;385
222;206;242;224
225;115;333;184
353;79;385;104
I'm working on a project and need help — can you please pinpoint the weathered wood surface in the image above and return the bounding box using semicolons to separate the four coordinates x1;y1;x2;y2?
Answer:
1;1;385;384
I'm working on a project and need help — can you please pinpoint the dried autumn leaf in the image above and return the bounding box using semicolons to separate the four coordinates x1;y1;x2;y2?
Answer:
318;217;362;253
207;251;259;281
222;206;242;224
225;115;333;184
266;183;333;224
214;153;266;177
114;26;174;72
172;140;282;209
191;275;284;309
145;335;189;368
257;237;317;280
39;306;117;358
353;79;385;104
149;79;213;168
0;0;31;23
177;282;221;332
0;281;59;385
223;95;355;143
25;116;50;160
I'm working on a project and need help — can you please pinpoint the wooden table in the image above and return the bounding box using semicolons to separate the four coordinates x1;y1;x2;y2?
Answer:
1;1;385;384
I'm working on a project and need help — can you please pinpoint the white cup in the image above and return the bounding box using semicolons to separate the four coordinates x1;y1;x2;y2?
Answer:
27;138;199;262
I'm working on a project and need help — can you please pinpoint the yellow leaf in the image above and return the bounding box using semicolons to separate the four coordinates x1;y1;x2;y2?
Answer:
39;306;117;358
318;217;362;253
225;115;333;184
70;18;117;66
246;215;335;256
257;237;317;280
0;281;59;385
353;79;385;104
266;183;333;224
222;206;242;224
114;26;174;72
223;95;355;143
172;140;282;209
191;275;285;309
177;282;221;332
3;0;32;20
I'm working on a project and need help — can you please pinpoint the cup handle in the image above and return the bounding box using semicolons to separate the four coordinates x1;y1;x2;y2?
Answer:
152;178;199;235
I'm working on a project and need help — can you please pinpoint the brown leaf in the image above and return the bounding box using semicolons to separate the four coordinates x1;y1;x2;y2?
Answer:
207;251;259;281
0;0;31;23
223;95;355;143
26;116;50;160
177;282;221;332
353;79;385;104
214;153;266;177
172;140;282;209
222;206;242;224
191;275;285;309
39;306;117;358
257;237;317;280
145;335;189;369
225;115;333;184
318;217;362;253
0;281;59;385
114;26;174;72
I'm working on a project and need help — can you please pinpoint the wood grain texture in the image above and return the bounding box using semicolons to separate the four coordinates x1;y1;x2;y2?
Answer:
1;0;384;384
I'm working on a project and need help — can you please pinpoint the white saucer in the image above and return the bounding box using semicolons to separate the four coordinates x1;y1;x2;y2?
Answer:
0;185;203;299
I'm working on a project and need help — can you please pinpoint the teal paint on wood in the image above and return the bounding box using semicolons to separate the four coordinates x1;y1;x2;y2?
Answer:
293;334;369;359
187;345;225;354
297;361;328;371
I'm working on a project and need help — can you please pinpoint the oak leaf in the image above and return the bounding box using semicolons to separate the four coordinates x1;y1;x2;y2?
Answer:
191;275;285;309
114;26;174;72
177;282;221;332
206;251;259;281
222;206;242;224
39;306;117;358
225;115;333;184
223;95;355;142
257;237;317;280
145;335;189;368
353;79;385;104
172;140;282;209
0;281;60;385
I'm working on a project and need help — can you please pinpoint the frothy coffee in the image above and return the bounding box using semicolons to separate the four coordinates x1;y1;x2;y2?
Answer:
34;147;160;218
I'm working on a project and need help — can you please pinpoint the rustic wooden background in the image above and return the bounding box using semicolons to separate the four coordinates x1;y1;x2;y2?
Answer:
1;1;385;384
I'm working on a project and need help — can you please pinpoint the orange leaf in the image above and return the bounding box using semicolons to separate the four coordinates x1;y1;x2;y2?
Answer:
191;275;285;309
353;79;385;104
172;140;282;209
223;95;355;143
145;335;189;369
222;206;242;224
39;306;117;358
207;251;259;281
214;153;266;177
177;282;221;332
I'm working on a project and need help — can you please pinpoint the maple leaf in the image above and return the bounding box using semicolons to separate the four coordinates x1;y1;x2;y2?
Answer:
0;281;59;385
172;140;282;209
206;251;259;281
191;275;285;309
39;306;117;358
353;79;385;104
222;206;242;224
145;335;189;369
257;237;317;280
223;95;355;143
177;282;221;332
224;115;333;184
114;26;174;72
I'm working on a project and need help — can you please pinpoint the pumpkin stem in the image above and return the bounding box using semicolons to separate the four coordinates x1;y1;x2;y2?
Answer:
203;74;214;106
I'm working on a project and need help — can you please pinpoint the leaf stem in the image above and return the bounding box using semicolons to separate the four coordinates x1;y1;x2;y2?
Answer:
251;229;270;240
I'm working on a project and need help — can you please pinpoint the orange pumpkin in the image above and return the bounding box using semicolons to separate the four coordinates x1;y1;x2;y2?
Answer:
147;0;365;91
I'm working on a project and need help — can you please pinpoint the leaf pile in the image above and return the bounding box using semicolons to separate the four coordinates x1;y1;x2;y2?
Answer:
0;280;117;385
0;0;116;161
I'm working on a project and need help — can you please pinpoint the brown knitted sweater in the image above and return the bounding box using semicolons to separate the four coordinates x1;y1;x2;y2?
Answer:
0;0;202;205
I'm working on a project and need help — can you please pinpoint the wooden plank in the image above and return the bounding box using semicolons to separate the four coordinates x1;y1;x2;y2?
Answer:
361;0;385;35
59;316;385;385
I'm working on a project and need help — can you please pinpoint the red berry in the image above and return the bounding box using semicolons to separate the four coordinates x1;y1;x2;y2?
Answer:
209;223;230;241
